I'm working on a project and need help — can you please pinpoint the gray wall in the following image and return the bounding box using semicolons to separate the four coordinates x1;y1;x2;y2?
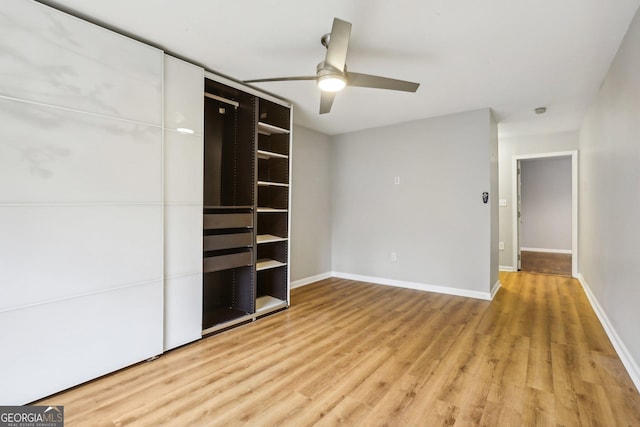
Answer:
520;157;572;251
578;6;640;381
331;109;497;295
290;125;333;283
498;131;578;268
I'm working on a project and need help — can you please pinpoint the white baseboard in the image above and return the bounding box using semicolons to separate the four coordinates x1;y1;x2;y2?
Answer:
520;247;572;254
491;280;501;299
499;265;515;272
291;272;332;289
577;274;640;393
331;272;492;301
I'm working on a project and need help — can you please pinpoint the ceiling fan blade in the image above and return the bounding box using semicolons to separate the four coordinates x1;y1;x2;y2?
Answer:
319;91;336;114
244;76;316;83
325;18;352;71
347;72;420;92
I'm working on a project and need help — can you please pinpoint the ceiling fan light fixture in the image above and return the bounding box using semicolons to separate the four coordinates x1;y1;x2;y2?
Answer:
317;74;346;92
245;18;419;114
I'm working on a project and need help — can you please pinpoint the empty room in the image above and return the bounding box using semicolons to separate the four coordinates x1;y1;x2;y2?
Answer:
1;0;640;425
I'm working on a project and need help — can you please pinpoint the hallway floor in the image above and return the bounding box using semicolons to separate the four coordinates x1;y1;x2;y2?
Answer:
521;251;572;276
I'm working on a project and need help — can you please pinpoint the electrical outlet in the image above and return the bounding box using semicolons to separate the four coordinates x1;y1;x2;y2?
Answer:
394;176;400;185
499;199;507;207
391;252;397;262
499;242;505;251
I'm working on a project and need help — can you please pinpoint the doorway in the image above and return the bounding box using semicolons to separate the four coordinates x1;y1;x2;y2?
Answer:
512;151;578;277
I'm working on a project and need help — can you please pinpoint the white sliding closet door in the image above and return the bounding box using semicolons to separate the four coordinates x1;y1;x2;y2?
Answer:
163;55;204;351
0;0;164;404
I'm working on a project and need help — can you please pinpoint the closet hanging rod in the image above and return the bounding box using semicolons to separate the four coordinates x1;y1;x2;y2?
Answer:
204;92;239;109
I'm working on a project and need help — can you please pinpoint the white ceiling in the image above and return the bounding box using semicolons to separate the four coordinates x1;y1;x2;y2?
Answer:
41;0;640;137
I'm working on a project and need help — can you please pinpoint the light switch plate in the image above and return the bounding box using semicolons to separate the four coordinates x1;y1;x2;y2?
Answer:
499;199;507;207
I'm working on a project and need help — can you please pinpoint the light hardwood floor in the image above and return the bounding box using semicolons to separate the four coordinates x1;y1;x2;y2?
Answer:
38;272;640;426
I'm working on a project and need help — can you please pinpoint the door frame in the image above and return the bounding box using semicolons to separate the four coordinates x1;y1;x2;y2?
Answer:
511;150;578;277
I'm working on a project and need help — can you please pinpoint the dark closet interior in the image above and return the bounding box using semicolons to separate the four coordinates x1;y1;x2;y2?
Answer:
202;80;255;331
202;78;292;334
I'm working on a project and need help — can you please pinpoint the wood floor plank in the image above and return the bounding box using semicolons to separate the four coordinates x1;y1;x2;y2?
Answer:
547;275;568;346
36;273;640;425
487;333;530;389
289;346;396;426
434;333;492;405
450;348;496;426
550;342;582;416
486;382;528;415
358;373;420;426
478;401;523;427
522;386;556;426
312;395;371;427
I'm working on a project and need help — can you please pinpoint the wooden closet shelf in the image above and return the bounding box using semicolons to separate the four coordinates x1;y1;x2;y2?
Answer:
202;308;248;331
255;295;287;314
257;181;289;187
256;234;288;244
203;205;253;210
257;207;288;213
258;122;290;135
256;259;287;271
257;150;288;160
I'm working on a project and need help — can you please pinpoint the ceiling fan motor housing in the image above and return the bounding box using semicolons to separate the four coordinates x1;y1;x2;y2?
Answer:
316;61;347;92
317;61;345;77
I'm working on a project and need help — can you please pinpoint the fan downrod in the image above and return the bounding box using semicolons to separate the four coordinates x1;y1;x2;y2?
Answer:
321;33;331;48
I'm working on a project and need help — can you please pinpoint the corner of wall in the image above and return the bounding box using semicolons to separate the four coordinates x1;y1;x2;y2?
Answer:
291;272;333;289
491;280;501;299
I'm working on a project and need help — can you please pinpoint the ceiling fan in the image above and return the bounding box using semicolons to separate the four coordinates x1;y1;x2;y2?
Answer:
244;18;420;114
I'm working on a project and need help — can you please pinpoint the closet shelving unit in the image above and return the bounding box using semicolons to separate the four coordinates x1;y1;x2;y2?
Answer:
202;76;291;335
255;98;291;316
202;79;257;334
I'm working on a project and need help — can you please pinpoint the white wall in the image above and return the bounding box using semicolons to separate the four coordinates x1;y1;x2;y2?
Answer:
520;157;572;251
290;125;333;285
578;6;640;389
498;131;578;268
331;109;497;298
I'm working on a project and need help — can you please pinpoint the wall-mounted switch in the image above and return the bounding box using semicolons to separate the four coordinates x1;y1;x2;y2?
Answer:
499;199;507;207
499;242;505;251
391;252;397;262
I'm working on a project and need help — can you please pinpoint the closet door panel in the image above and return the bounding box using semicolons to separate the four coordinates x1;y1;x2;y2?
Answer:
164;274;202;350
0;281;163;405
164;131;204;205
0;0;162;125
162;54;204;350
0;98;162;204
165;205;203;278
164;56;204;134
0;0;165;405
0;205;162;311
